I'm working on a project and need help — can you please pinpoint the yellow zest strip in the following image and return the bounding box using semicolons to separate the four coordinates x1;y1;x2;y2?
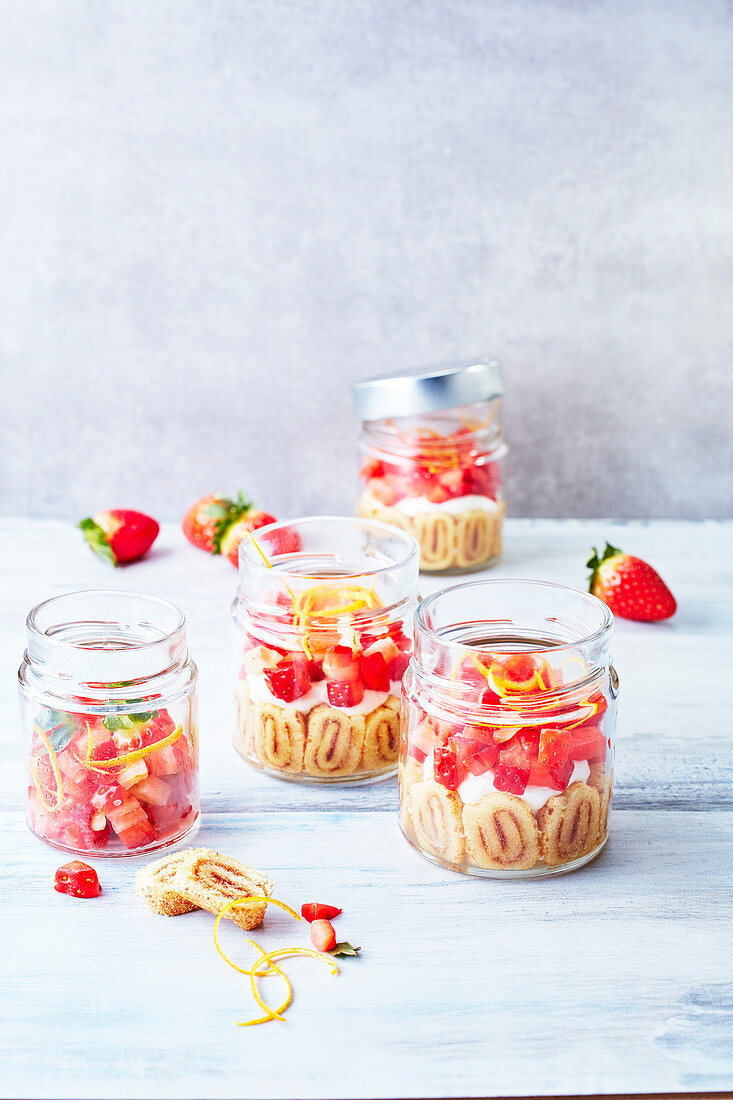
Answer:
256;946;339;976
85;723;183;770
31;726;65;809
30;757;64;812
213;896;302;1026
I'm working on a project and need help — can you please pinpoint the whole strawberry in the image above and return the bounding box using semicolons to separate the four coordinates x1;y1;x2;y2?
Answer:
182;493;253;554
587;542;676;622
218;510;277;567
79;510;159;566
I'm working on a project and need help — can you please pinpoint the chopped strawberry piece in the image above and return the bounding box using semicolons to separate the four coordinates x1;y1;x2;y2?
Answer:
264;655;311;702
323;646;360;683
54;861;101;898
538;727;571;767
360;650;390;691
410;718;438;757
326;679;365;708
434;739;465;790
387;652;411;680
453;736;499;775
529;758;574;791
363;636;400;664
493;762;529;795
310;919;337;952
301;902;342;922
569;725;607;762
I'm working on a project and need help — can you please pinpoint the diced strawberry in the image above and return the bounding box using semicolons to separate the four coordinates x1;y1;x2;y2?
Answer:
438;468;465;497
529;758;574;791
244;645;284;676
326;679;365;708
264;655;311;702
360;456;385;480
148;745;179;776
364;636;400;665
538;727;571;768
434;739;465;791
387;627;412;654
410;718;438;757
117;760;148;789
360;650;390;691
368;476;401;506
387;652;411;680
307;658;325;682
133;775;172;807
568;725;607;762
407;744;427;764
54;861;101;898
106;794;156;849
323;646;360;683
310;919;337;952
453;736;499;775
301;903;342;922
493;762;529;795
426;482;451;504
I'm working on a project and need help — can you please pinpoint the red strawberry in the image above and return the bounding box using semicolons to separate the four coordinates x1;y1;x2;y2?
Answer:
79;510;159;566
588;542;676;622
326;679;365;708
310;919;337;952
181;493;254;554
301;902;342;922
219;510;276;567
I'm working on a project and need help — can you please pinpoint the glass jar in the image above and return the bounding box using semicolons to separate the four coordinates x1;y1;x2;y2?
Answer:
232;516;419;784
19;590;199;856
352;359;507;574
399;580;616;877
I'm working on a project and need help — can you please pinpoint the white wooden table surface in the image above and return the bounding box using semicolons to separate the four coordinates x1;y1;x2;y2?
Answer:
1;517;731;1100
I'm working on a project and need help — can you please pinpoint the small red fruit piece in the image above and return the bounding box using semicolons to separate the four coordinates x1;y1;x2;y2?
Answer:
311;919;337;952
182;493;253;554
538;727;572;768
568;725;607;762
301;902;343;922
434;739;465;790
268;527;302;556
79;510;159;566
588;542;676;622
360;650;391;691
493;761;530;795
323;646;360;683
529;758;574;791
264;655;311;702
54;860;101;898
326;679;365;708
219;510;277;567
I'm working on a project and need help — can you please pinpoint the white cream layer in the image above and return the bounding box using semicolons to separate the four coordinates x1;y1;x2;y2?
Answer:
390;493;501;517
247;671;402;717
421;754;592;812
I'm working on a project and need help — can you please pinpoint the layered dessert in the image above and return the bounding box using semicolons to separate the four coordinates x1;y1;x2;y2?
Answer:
25;702;198;854
357;424;505;572
234;582;412;782
400;652;613;873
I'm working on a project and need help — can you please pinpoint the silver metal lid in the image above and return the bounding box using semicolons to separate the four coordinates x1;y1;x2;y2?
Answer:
351;358;504;421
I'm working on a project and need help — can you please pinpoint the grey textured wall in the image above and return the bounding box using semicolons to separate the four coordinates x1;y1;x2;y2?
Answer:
1;0;731;521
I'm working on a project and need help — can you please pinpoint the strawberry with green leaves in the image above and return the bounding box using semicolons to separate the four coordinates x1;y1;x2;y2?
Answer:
182;492;280;565
79;510;159;566
587;542;677;622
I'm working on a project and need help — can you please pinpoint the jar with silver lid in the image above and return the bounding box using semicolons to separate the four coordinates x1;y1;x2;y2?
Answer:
352;359;507;574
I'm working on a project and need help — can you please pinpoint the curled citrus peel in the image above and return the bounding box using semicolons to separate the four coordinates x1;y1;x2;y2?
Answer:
85;721;183;770
31;726;65;810
213;895;338;1026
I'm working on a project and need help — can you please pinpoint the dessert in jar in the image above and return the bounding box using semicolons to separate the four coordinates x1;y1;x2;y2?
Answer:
19;591;199;856
352;358;507;573
399;580;616;877
232;516;419;783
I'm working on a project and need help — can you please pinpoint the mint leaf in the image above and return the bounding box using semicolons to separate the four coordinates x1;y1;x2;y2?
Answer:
102;715;133;732
37;711;77;753
330;942;360;957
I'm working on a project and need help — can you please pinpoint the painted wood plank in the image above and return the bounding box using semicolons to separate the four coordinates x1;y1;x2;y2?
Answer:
1;808;731;1099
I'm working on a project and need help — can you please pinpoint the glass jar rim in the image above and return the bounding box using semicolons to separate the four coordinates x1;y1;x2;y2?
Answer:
239;515;420;580
26;589;186;652
415;578;613;656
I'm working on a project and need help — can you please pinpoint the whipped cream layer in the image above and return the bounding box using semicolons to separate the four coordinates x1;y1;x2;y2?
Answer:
391;493;501;517
422;755;592;813
247;671;402;717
